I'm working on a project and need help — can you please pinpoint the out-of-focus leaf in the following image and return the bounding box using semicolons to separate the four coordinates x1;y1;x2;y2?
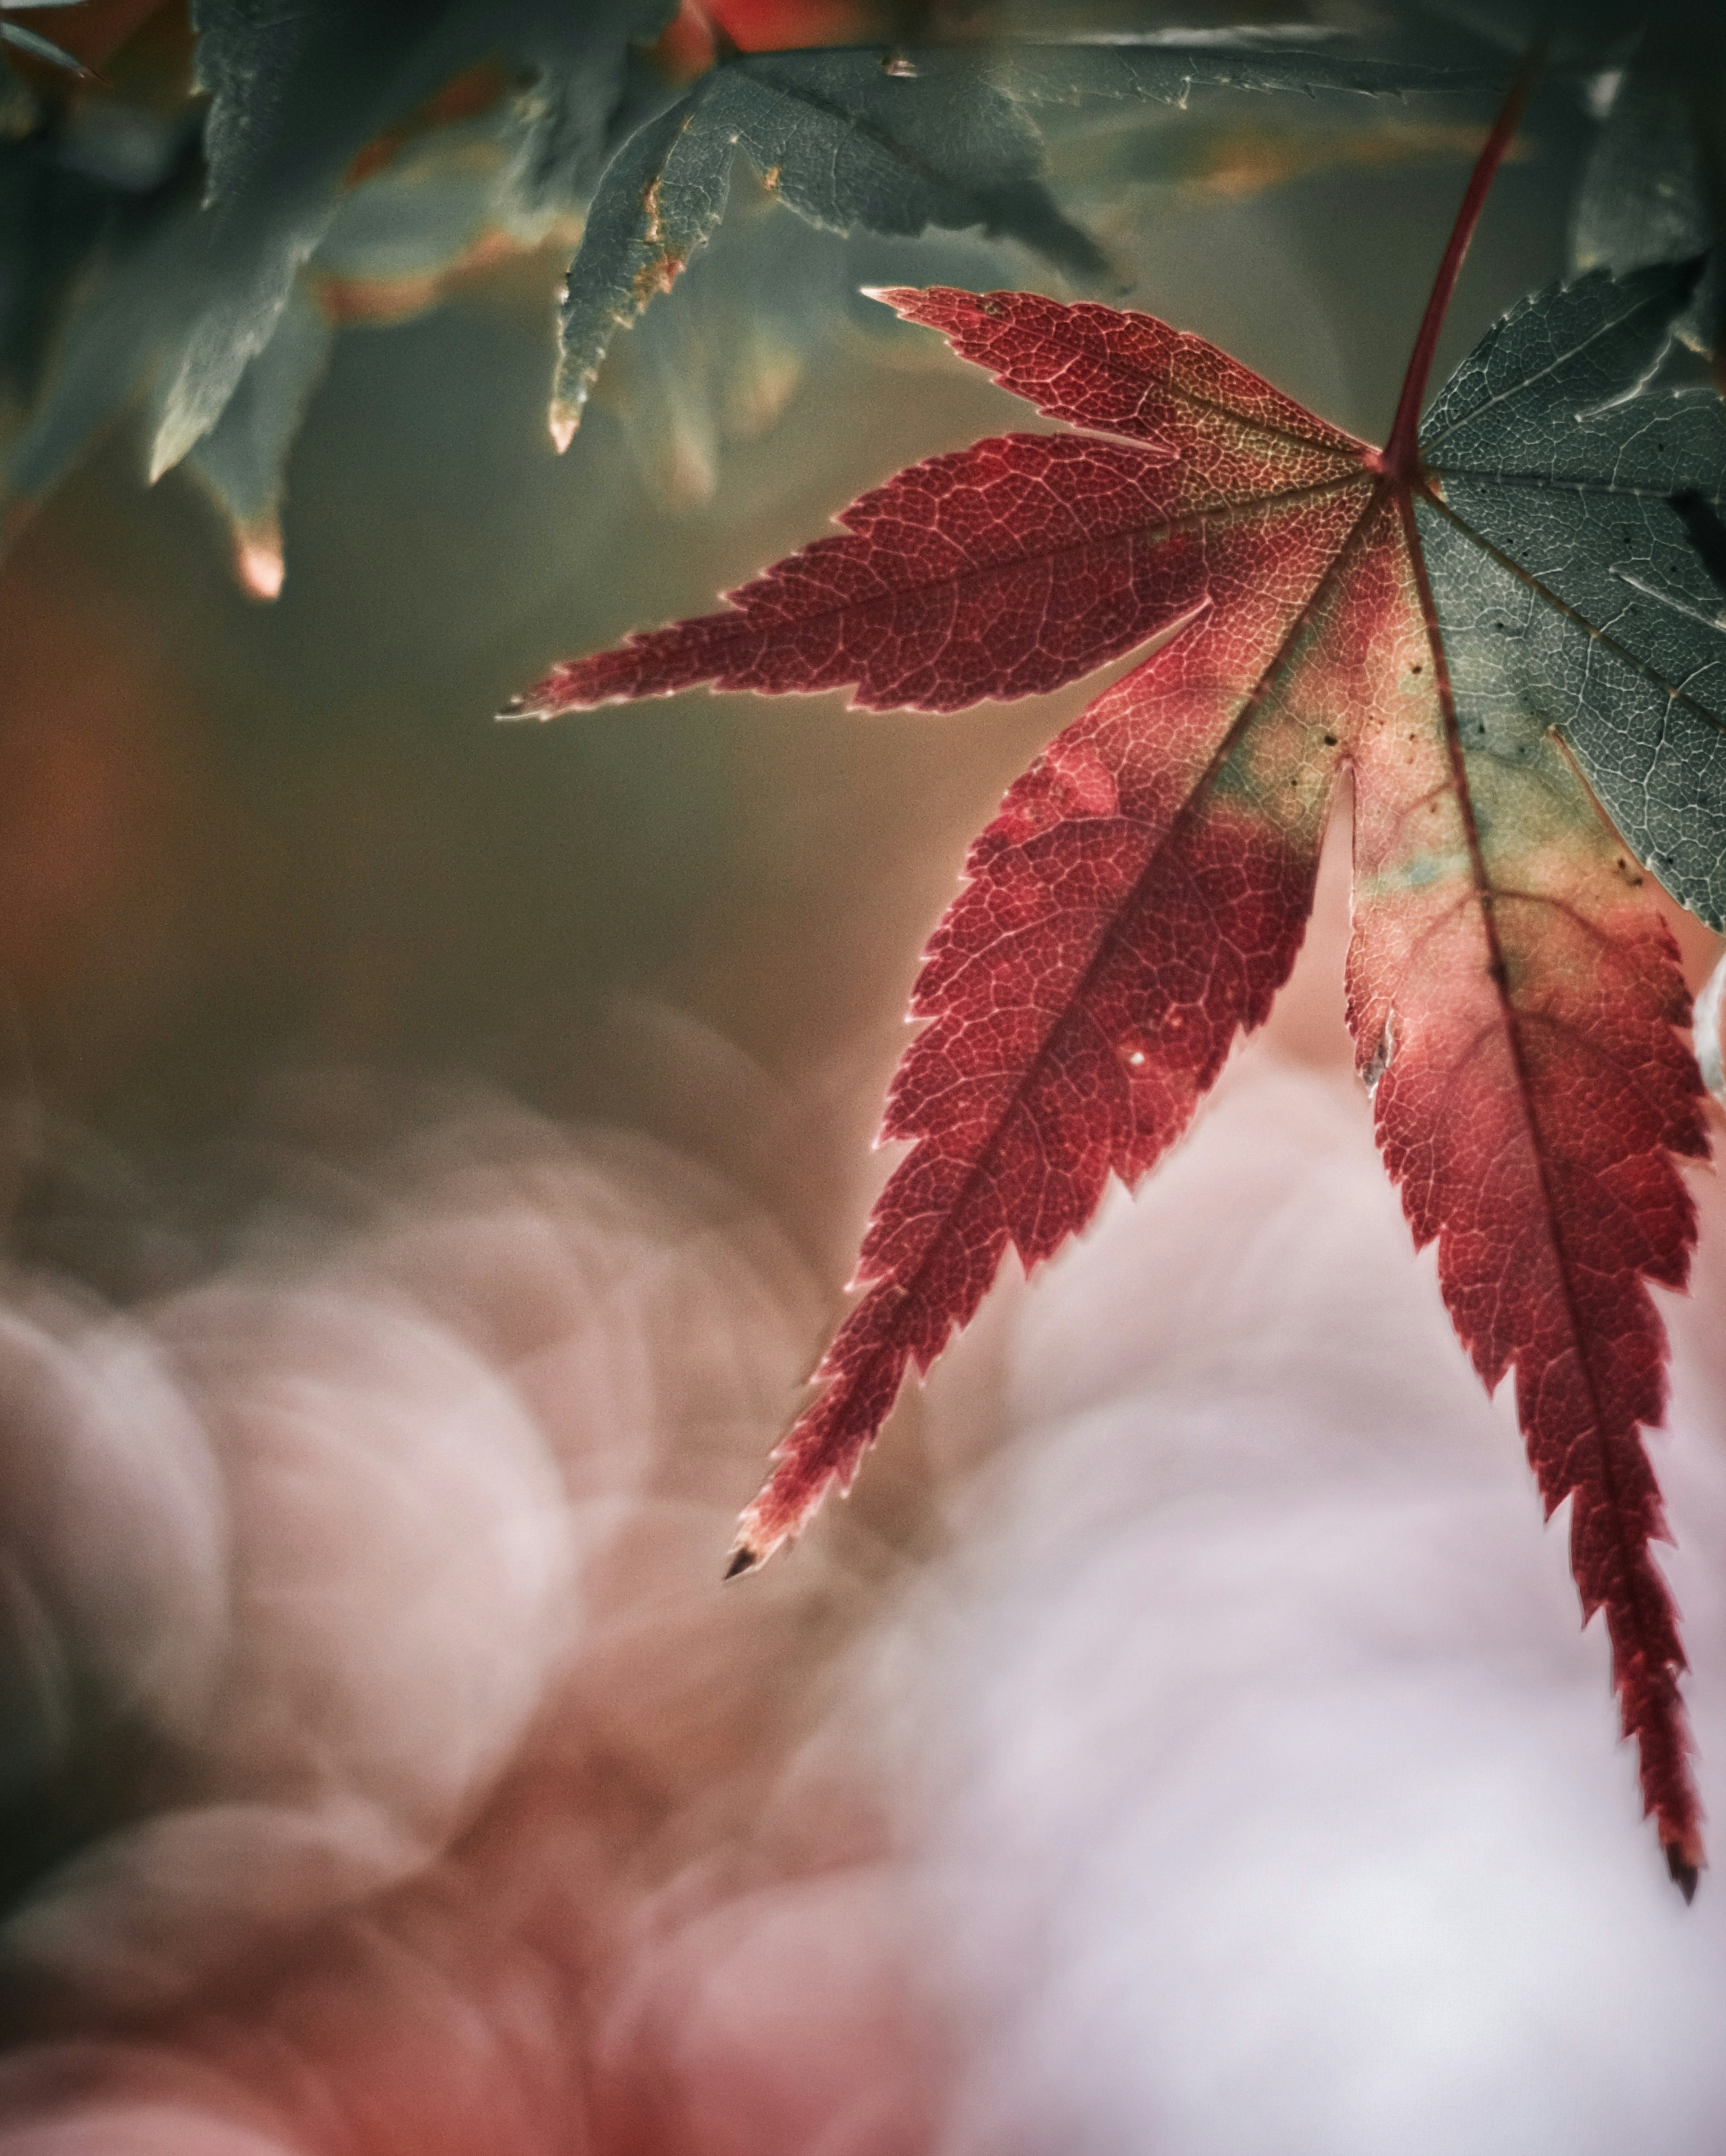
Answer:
180;279;333;597
55;92;195;194
172;97;579;588
0;19;203;409
593;168;1025;505
0;139;109;398
0;7;1491;578
1574;68;1709;276
1;0;90;79
1045;104;1488;204
505;32;671;218
310;108;566;325
147;0;674;479
988;30;1489;107
4;173;202;503
551;44;1106;448
5;89;567;573
2;0;669;558
1568;8;1726;372
154;0;488;476
1392;1;1726;367
552;31;1487;447
1392;0;1638;60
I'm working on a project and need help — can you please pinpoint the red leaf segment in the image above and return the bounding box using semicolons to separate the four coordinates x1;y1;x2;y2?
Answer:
1372;43;1704;1888
1352;497;1707;1893
529;61;1711;1885
734;476;1375;1565
510;297;1367;719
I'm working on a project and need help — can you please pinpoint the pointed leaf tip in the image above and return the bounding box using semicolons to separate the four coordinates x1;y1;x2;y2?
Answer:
236;535;285;601
723;1543;762;1581
0;18;90;75
549;404;579;454
147;430;184;488
1668;1845;1701;1903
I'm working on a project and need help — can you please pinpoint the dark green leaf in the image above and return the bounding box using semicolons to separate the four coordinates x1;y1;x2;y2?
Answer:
0;136;116;398
552;32;1491;446
552;47;1110;445
988;31;1491;107
151;0;672;478
181;281;333;596
1572;68;1710;279
505;35;672;217
592;173;1023;506
4;187;202;505
1419;261;1726;923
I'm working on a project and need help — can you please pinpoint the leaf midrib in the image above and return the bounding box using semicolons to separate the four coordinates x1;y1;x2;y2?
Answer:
723;468;1367;672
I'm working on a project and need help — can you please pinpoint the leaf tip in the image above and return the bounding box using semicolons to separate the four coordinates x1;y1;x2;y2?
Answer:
1667;1843;1702;1903
724;1539;765;1581
149;364;215;485
548;402;580;454
236;531;285;603
147;428;187;488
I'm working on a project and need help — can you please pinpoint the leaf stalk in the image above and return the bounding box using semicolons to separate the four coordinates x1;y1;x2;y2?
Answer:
1381;44;1546;481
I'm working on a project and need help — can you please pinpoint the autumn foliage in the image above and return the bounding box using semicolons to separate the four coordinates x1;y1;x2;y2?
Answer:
521;76;1726;1891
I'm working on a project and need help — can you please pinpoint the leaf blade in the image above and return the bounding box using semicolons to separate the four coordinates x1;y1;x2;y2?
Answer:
1419;262;1726;928
735;470;1379;1560
1351;491;1707;1880
551;50;1106;444
989;34;1493;109
526;283;1370;716
528;253;1720;1883
516;430;1322;715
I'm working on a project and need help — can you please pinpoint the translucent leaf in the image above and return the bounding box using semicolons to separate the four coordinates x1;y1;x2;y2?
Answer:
520;165;1719;1888
180;281;334;597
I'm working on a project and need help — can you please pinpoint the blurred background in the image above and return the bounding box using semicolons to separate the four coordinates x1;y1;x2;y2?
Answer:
1;4;1726;2151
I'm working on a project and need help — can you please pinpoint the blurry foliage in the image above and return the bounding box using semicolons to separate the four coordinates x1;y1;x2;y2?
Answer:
0;0;1508;591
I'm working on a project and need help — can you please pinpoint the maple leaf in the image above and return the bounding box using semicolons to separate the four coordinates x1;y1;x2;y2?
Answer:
550;29;1484;446
141;0;674;480
514;65;1726;1891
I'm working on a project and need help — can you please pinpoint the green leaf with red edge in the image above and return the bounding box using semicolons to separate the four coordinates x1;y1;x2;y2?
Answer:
513;82;1726;1893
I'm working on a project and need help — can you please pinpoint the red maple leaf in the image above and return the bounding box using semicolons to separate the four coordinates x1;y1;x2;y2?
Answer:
513;67;1720;1892
653;0;972;77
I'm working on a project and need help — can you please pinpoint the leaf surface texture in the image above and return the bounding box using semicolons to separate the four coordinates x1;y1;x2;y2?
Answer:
526;255;1723;1886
